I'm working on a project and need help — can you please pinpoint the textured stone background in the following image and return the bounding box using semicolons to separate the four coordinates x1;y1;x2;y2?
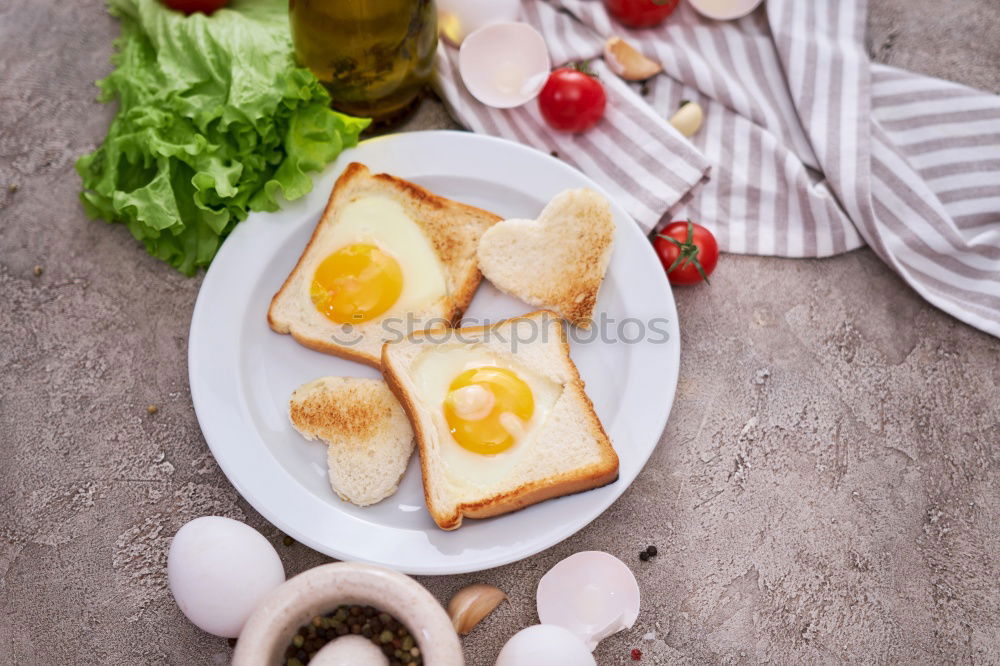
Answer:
1;1;998;664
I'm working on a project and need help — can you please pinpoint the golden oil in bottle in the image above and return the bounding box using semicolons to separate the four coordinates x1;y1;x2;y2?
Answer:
289;0;437;122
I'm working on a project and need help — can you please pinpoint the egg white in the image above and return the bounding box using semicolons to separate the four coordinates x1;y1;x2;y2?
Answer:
412;344;562;488
314;195;448;321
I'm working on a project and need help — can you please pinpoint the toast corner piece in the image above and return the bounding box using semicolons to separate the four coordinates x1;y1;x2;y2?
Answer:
381;310;619;531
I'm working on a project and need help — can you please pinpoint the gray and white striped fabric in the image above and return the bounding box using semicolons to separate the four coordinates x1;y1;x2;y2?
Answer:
433;0;1000;338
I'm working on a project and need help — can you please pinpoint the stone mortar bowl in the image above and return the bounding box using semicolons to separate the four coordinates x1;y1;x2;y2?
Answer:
232;562;464;665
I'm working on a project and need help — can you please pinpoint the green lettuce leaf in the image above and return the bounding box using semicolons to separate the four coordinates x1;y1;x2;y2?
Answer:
77;0;370;275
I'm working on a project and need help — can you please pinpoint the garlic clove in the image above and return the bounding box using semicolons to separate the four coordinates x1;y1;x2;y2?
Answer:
447;583;508;635
603;36;662;81
669;101;704;138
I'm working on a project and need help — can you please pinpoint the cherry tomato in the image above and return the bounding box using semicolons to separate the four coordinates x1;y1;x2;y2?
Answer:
538;66;607;133
604;0;680;28
653;220;719;285
162;0;229;15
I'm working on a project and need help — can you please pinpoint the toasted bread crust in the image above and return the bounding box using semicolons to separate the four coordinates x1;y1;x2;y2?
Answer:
381;310;619;530
268;163;501;367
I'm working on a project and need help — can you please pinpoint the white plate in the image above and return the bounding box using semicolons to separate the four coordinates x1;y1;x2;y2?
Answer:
189;131;679;575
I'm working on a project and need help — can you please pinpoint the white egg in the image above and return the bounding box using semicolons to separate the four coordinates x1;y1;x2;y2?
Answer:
412;344;562;487
495;624;596;666
536;551;640;650
167;516;285;638
310;635;390;666
438;0;520;46
320;195;448;317
459;22;551;109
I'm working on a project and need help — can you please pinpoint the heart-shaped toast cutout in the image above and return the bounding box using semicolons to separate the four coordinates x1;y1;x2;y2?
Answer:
289;377;414;507
476;189;615;328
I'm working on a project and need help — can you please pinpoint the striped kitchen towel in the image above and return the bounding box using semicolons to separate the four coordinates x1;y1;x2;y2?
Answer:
433;0;1000;338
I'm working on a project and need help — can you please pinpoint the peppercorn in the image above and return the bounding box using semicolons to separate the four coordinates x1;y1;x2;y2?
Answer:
280;605;419;665
631;647;643;660
646;545;658;557
639;550;650;561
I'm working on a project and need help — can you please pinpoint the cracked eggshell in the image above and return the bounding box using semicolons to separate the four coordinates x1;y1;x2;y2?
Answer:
459;22;551;108
688;0;765;21
167;516;285;638
536;551;640;650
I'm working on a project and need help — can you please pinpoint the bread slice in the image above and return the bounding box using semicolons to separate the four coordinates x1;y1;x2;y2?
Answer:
289;377;414;507
269;163;502;367
476;189;615;328
381;310;619;530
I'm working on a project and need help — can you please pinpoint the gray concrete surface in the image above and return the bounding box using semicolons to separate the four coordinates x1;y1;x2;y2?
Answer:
1;1;998;664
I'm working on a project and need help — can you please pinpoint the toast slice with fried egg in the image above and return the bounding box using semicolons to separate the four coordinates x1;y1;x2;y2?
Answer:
290;377;414;507
476;189;615;328
269;163;502;367
381;310;619;530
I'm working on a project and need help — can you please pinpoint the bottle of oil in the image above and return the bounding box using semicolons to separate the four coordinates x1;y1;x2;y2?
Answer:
289;0;437;123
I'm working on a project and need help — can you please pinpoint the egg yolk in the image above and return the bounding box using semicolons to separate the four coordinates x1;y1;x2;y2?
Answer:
444;366;534;455
310;243;403;324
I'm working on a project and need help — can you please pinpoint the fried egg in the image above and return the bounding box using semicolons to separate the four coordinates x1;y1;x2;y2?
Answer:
309;196;448;324
413;344;562;487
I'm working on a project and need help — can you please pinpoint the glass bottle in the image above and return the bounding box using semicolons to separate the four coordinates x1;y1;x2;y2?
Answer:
289;0;438;122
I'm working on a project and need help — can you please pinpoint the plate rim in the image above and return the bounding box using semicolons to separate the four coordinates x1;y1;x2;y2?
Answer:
188;130;680;575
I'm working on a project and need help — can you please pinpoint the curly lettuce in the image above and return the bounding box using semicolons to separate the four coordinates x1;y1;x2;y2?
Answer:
76;0;370;274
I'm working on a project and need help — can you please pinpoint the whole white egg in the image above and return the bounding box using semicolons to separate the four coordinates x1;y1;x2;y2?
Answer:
167;516;285;638
311;635;390;666
495;624;596;666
